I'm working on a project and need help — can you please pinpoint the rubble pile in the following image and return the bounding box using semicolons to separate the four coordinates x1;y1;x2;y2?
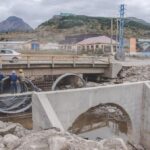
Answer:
97;65;150;86
0;121;140;150
0;121;31;149
0;121;30;138
118;66;150;82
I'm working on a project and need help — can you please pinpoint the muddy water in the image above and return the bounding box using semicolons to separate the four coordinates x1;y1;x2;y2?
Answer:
0;112;32;129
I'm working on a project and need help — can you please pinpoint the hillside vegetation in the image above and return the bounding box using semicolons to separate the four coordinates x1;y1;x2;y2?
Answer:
0;15;150;42
37;14;150;41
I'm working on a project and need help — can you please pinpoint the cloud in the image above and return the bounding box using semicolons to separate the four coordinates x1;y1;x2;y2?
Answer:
0;0;149;28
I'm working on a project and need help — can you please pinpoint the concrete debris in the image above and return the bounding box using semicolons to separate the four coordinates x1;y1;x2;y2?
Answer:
3;134;21;150
0;124;17;136
101;138;128;150
13;124;31;138
118;66;150;83
48;136;71;150
0;121;145;150
16;129;128;150
0;121;6;129
92;65;150;86
0;121;30;138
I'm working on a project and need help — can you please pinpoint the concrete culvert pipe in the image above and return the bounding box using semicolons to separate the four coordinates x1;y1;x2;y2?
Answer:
51;73;86;91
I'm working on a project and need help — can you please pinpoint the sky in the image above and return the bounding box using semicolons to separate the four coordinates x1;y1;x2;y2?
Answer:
0;0;150;28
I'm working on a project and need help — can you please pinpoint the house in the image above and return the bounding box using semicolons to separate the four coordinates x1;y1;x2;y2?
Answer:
59;34;101;52
77;36;117;54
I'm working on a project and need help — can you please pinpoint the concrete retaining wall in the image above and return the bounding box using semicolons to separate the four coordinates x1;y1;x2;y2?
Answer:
32;82;150;146
141;83;150;149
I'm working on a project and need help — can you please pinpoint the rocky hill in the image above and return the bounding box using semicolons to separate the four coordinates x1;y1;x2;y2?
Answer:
36;14;150;42
0;16;33;33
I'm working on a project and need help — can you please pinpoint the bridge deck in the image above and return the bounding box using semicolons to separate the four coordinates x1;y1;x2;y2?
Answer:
0;55;110;68
0;55;110;76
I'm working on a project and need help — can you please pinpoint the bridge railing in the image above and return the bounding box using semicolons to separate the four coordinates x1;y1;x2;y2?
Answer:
0;54;110;66
23;55;110;63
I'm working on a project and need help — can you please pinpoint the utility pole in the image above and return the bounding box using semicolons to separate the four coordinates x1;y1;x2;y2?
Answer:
111;18;113;54
116;18;119;52
115;4;126;61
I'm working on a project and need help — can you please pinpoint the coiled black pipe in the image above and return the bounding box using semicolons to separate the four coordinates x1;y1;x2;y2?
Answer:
0;77;40;114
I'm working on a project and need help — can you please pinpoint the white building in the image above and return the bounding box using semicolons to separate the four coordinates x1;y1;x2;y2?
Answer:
40;42;59;50
0;40;40;51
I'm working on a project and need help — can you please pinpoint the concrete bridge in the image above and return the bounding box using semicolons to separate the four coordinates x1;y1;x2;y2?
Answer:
32;81;150;149
0;55;121;78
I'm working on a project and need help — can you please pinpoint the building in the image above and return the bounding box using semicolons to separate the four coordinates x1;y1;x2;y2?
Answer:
59;34;101;52
40;42;59;50
129;38;150;54
31;40;40;51
77;36;117;54
0;40;40;51
129;38;137;53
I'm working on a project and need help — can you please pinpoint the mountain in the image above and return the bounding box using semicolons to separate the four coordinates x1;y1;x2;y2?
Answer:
37;14;150;42
0;16;33;33
127;17;150;26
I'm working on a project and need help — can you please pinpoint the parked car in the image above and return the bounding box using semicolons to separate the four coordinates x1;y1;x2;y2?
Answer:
0;49;21;62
